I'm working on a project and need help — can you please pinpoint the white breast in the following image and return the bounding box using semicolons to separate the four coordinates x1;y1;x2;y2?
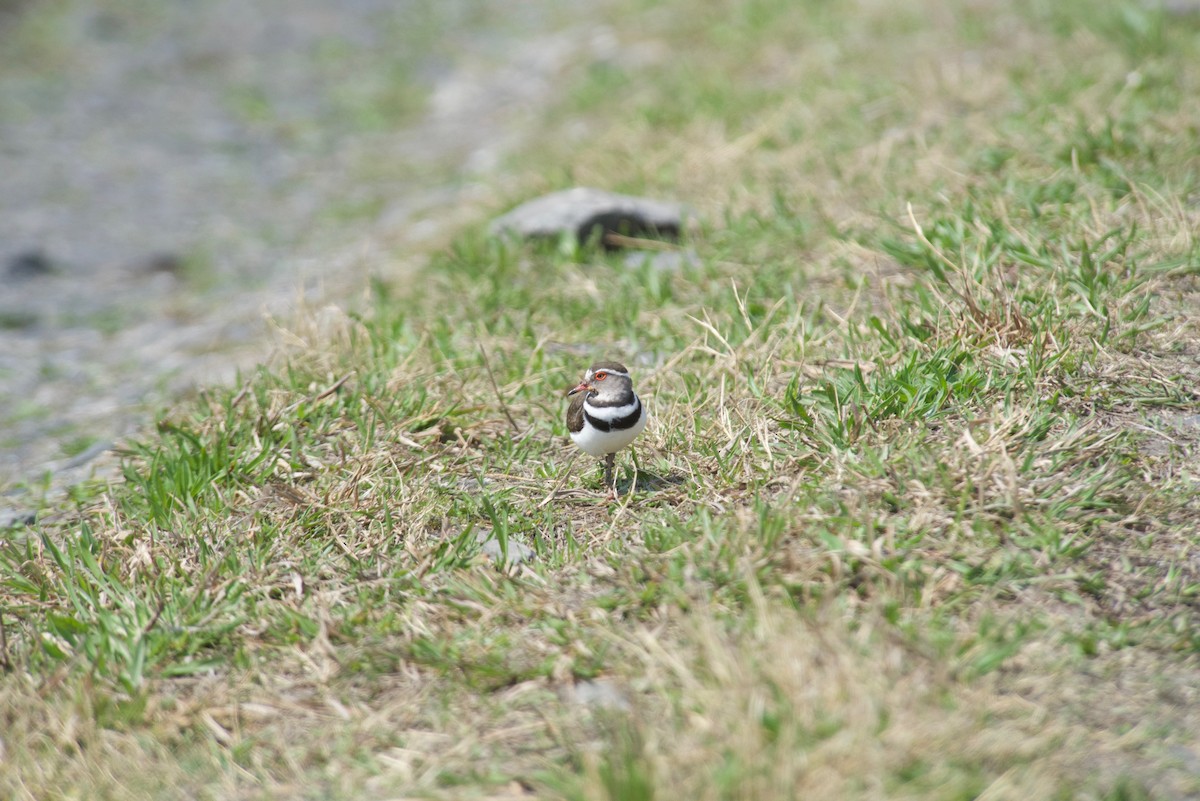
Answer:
570;399;647;457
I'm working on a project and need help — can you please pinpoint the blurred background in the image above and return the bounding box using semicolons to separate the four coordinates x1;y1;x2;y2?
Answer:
0;0;609;489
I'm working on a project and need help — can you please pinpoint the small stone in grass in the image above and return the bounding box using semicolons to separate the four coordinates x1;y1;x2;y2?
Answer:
489;186;692;249
476;530;535;567
565;678;630;711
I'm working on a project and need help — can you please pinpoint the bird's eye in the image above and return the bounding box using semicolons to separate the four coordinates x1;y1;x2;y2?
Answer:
594;371;607;381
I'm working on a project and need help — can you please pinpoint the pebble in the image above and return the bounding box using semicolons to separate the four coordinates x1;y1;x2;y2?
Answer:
564;678;631;711
476;530;536;567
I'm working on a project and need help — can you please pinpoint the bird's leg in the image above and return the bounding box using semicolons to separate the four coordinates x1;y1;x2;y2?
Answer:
603;453;616;497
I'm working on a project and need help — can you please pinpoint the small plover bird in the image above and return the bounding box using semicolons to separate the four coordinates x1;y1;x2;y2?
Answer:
566;361;648;495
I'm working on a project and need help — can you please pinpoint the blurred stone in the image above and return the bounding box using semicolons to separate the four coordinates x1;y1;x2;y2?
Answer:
565;678;630;711
5;250;55;280
490;187;692;249
477;530;535;566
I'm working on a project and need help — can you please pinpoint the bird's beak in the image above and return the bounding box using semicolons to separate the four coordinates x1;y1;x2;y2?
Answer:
567;381;590;397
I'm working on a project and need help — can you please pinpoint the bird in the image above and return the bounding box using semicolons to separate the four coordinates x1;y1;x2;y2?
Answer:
566;360;648;496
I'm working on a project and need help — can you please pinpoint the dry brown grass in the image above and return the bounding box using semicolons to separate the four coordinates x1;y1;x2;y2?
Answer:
566;594;1099;801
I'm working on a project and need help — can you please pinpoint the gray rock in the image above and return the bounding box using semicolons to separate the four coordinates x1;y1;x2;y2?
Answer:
565;678;631;711
489;187;691;248
476;530;535;567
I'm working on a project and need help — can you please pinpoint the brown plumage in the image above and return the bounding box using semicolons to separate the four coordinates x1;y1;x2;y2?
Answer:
567;391;586;435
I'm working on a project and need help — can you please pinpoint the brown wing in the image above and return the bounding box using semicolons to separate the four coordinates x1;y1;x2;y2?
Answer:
567;392;586;434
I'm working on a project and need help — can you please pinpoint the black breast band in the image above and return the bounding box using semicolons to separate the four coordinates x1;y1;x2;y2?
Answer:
584;399;642;432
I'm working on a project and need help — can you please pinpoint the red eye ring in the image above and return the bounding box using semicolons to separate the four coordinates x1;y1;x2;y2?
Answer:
594;371;607;380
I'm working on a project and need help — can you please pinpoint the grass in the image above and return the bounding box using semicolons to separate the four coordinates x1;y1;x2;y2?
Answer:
3;0;1200;798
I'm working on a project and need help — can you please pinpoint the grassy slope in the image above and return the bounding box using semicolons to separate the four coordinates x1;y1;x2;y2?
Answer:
3;0;1200;798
